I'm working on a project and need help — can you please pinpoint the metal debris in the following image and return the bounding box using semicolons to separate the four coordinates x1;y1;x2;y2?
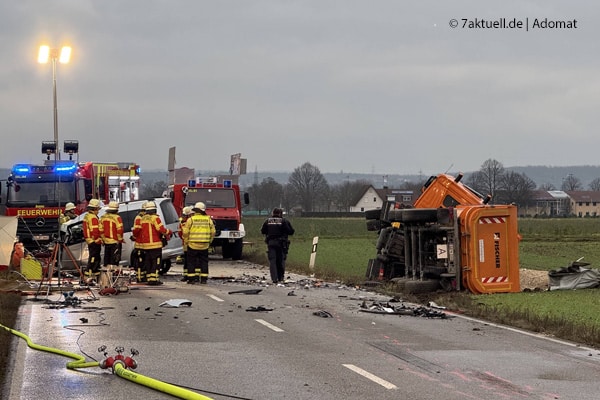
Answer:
313;310;333;318
359;301;450;318
159;299;192;308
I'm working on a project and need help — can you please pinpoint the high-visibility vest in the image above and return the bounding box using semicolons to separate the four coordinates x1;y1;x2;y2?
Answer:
183;214;215;250
133;213;170;250
83;211;102;244
100;213;124;244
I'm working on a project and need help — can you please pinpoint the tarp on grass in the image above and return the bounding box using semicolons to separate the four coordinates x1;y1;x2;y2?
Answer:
548;261;600;291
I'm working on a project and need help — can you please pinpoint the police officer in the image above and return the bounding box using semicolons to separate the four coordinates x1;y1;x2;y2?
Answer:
132;201;172;285
82;198;103;283
182;202;215;284
261;208;295;284
178;206;194;282
59;202;77;226
100;201;124;268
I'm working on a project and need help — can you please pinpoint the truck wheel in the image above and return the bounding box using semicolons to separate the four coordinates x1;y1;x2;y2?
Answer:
222;244;232;259
364;209;382;220
404;279;441;294
399;209;439;223
159;259;171;275
366;219;381;232
231;239;243;260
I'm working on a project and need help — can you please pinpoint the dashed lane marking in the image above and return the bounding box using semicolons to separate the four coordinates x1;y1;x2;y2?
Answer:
255;319;284;332
207;294;224;302
342;364;398;390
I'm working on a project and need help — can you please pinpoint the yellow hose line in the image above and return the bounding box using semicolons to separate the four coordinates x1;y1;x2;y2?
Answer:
1;322;213;399
114;362;213;400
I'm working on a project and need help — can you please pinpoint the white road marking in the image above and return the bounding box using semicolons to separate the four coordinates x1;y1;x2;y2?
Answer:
255;319;284;332
207;294;224;302
342;364;398;390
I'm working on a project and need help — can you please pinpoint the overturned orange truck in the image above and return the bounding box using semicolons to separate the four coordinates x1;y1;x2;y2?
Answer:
365;173;520;294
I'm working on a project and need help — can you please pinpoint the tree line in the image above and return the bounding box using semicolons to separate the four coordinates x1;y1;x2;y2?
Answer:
141;159;600;214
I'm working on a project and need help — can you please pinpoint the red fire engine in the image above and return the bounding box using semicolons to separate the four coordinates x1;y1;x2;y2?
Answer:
0;160;140;250
166;176;249;260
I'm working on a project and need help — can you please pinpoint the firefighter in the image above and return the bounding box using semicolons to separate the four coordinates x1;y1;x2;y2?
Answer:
82;198;103;284
132;201;172;285
182;202;215;284
261;208;295;284
130;201;148;282
178;206;194;282
100;201;124;269
59;202;77;226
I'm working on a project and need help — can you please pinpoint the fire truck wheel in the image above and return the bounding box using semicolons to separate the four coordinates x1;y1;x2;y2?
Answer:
231;239;243;260
159;259;171;275
364;209;382;220
404;279;441;294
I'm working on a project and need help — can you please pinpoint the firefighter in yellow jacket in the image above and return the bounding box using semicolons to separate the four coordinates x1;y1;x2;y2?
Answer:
132;201;172;285
130;201;148;282
82;198;103;283
182;202;215;284
100;201;124;268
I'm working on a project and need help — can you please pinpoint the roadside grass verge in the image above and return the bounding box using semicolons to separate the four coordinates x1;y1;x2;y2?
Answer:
243;216;600;348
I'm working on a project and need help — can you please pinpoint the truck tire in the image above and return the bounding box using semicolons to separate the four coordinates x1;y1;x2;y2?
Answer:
376;227;393;250
404;279;441;294
364;209;382;220
398;208;439;223
366;219;381;232
222;243;232;259
231;239;243;260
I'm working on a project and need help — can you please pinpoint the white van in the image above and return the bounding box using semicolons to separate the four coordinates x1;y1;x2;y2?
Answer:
60;198;183;273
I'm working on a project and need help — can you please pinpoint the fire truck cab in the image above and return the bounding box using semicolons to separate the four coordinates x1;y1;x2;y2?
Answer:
167;177;249;260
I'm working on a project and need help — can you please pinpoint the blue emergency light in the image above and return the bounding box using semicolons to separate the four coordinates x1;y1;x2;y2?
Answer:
55;164;77;173
13;165;31;174
188;180;196;187
223;180;232;188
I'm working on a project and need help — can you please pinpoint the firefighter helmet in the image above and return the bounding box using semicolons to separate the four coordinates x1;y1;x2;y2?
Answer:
193;202;206;212
182;206;193;216
108;201;119;211
64;202;76;211
145;201;157;211
88;199;101;209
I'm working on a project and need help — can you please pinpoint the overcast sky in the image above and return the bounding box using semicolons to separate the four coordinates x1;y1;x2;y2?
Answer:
1;1;597;176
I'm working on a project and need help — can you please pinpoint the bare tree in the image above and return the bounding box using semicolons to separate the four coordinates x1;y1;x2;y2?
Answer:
561;174;583;191
589;178;600;191
331;179;372;211
538;182;556;191
259;177;284;213
497;171;536;206
288;162;329;212
141;181;168;198
478;159;504;201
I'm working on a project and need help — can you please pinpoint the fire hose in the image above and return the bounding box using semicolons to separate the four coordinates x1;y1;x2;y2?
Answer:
0;322;213;400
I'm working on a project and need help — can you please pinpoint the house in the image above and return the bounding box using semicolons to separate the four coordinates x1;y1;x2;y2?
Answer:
350;185;415;213
521;190;570;217
565;191;600;217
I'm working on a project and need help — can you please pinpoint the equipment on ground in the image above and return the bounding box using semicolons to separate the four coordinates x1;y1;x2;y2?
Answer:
166;176;249;260
365;172;521;294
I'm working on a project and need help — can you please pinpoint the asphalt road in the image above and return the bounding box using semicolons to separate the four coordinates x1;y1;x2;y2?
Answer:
5;259;600;400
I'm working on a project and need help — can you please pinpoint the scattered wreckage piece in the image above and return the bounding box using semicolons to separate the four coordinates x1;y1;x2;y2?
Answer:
246;305;273;312
159;299;193;308
313;310;333;318
228;289;263;295
359;301;450;318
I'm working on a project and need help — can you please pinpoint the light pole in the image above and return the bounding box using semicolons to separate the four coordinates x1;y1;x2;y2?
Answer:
37;45;72;291
38;45;71;159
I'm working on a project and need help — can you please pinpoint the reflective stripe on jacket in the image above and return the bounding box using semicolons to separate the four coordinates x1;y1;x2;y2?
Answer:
183;214;215;250
100;213;124;244
132;213;170;250
83;211;102;244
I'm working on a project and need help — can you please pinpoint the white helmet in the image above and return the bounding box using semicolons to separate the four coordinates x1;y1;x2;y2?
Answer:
108;201;119;211
64;202;76;211
193;202;206;212
182;206;194;216
145;201;157;211
88;199;101;209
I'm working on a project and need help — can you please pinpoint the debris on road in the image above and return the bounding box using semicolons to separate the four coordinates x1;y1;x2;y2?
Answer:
359;301;450;319
313;310;333;318
159;299;192;308
246;305;273;312
228;289;262;295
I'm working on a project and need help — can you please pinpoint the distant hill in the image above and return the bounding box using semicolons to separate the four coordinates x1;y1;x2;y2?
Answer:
3;165;600;192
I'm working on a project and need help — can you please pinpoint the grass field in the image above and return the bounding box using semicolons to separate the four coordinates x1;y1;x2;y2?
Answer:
243;216;600;347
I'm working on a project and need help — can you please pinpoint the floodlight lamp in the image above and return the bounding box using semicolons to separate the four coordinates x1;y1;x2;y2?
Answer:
42;141;57;159
38;45;50;64
59;46;71;64
63;140;79;154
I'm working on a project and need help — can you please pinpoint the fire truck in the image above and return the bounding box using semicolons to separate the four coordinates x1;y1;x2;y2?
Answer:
0;160;140;250
166;176;249;260
365;172;521;295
